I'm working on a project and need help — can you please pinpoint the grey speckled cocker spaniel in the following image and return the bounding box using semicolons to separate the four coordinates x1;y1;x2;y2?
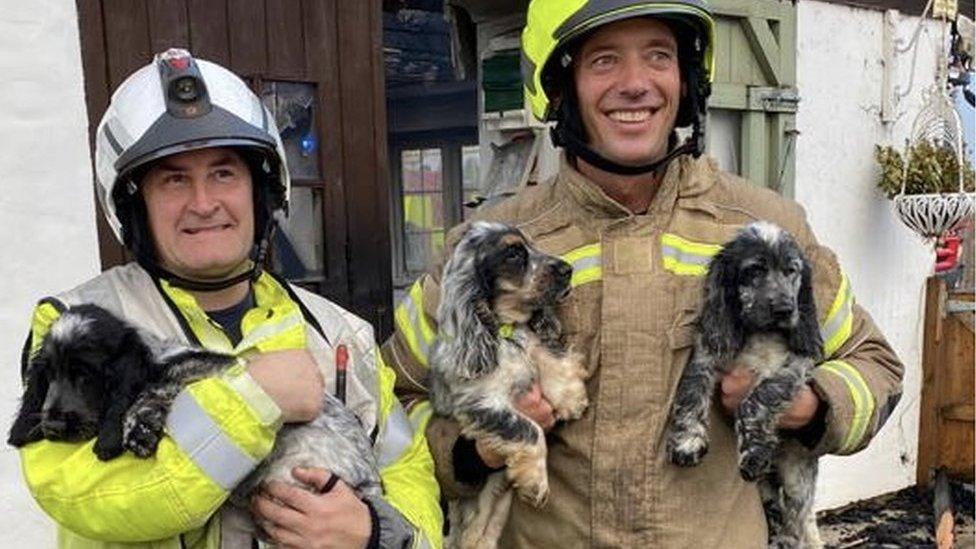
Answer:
666;221;824;549
429;221;589;549
8;303;380;536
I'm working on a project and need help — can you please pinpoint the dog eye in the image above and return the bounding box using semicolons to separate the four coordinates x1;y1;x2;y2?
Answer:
783;265;799;276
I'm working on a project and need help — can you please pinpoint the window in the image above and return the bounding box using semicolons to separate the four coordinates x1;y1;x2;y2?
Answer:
260;80;327;287
401;148;446;276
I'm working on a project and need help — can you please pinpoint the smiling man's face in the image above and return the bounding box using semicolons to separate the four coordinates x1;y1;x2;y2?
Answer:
141;147;255;280
573;17;682;167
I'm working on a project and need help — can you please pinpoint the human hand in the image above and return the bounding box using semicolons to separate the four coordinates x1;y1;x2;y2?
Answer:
247;350;324;423
475;382;555;468
720;369;820;430
251;467;371;549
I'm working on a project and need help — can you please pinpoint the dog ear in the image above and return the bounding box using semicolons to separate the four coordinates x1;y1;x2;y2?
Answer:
8;350;50;448
436;241;499;380
93;329;154;460
788;258;824;360
698;248;743;358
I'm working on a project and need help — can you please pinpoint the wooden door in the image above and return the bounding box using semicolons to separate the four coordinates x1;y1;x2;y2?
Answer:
76;0;394;335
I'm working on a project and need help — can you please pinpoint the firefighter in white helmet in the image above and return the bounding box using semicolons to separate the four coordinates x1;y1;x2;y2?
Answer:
16;49;442;548
381;1;904;546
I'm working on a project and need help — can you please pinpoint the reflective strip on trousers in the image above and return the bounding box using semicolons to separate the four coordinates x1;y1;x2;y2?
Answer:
376;403;415;469
818;360;875;453
821;273;854;357
394;280;435;366
660;233;722;276
167;390;258;491
561;243;602;287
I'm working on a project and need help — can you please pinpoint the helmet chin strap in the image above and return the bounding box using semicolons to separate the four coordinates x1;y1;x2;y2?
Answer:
554;123;699;176
150;216;278;293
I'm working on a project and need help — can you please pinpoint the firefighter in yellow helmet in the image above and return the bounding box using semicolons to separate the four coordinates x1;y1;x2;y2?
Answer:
15;48;442;548
381;1;903;547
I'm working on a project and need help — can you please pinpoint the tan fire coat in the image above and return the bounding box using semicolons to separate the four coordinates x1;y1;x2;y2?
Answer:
381;154;903;548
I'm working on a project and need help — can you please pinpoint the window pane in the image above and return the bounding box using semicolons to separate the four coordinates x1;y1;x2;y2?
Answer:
404;231;444;275
421;148;442;191
401;149;422;191
261;81;321;181
272;186;324;282
462;144;481;220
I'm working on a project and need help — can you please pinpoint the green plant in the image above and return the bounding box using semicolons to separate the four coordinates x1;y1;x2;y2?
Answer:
874;140;976;199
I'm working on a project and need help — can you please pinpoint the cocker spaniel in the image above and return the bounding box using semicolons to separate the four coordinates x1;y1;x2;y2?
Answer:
7;303;381;525
429;221;589;549
666;221;824;549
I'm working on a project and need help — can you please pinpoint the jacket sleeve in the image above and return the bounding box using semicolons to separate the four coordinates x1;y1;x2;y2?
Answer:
18;301;282;542
368;335;444;548
798;226;905;457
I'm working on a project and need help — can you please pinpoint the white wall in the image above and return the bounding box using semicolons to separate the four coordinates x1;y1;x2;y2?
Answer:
796;1;939;510
0;1;98;545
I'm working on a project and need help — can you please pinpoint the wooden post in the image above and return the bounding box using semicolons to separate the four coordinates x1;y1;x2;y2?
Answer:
917;276;947;487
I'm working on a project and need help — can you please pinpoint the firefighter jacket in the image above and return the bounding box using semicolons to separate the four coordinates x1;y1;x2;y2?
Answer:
381;154;903;548
18;264;443;549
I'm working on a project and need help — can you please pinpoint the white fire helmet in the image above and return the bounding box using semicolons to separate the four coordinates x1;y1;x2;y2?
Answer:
93;48;290;259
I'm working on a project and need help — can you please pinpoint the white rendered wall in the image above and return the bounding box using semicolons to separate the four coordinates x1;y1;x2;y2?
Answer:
796;1;939;511
0;1;98;545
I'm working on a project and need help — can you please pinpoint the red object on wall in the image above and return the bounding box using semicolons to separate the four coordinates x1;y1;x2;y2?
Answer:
935;235;961;272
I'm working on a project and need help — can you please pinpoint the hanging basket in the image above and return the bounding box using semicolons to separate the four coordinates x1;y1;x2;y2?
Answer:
893;192;974;238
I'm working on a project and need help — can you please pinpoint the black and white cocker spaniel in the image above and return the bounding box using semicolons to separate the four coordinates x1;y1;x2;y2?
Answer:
8;303;381;527
429;221;589;549
666;221;824;549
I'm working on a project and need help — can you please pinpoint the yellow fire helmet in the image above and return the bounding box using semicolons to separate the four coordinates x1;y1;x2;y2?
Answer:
522;0;715;121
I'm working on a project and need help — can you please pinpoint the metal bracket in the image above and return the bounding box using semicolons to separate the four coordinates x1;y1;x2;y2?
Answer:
747;86;800;113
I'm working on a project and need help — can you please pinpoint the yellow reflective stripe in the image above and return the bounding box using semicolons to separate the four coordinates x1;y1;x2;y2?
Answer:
408;401;434;433
237;309;303;352
819;360;875;454
660;233;722;276
561;243;602;287
821;274;854;357
160;280;234;353
394;279;434;366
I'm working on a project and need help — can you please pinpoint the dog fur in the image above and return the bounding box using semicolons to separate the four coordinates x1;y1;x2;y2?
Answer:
8;303;381;531
429;221;589;549
666;221;824;549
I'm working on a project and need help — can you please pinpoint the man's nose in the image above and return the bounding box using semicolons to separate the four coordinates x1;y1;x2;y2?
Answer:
187;181;219;214
617;56;648;98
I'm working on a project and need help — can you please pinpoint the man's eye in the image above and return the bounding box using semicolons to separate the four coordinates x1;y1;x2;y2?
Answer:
214;169;236;180
591;55;616;70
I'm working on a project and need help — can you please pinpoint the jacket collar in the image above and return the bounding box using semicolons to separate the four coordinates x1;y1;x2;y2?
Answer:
557;152;717;220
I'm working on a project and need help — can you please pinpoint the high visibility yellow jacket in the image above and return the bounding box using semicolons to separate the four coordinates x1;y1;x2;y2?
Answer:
18;264;442;548
381;154;904;547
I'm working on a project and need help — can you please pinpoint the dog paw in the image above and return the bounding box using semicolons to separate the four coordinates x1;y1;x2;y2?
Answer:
93;437;124;461
513;474;549;508
739;445;775;481
554;393;588;422
123;407;165;458
667;433;709;467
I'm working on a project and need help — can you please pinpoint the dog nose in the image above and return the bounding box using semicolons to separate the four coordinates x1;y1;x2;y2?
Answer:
42;415;67;438
772;301;794;319
555;260;572;283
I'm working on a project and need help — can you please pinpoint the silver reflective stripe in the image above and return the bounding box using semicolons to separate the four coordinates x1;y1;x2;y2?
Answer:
572;254;601;272
167;390;257;491
660;245;712;266
400;293;431;362
376;404;414;469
